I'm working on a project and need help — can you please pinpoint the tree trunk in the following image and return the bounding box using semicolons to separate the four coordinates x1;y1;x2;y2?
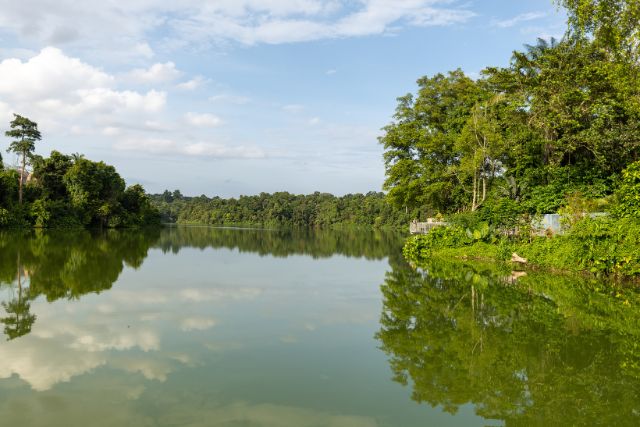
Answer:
472;173;477;211
482;176;487;203
18;152;25;205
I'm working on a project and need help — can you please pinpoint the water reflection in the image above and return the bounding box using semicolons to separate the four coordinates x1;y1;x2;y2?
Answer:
157;226;405;260
376;259;640;425
1;254;36;340
0;229;161;340
0;227;419;427
0;227;404;342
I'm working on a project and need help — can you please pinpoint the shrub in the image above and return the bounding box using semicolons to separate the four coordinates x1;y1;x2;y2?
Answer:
611;160;640;219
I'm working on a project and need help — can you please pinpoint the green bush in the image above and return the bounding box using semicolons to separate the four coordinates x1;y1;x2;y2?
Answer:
519;216;640;277
611;160;640;219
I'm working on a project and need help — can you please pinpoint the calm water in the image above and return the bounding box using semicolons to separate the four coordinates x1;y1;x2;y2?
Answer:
0;227;638;426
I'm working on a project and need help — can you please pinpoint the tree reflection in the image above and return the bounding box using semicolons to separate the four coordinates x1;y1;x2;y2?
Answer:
376;259;640;426
1;253;36;340
156;226;405;261
0;226;404;342
0;228;160;340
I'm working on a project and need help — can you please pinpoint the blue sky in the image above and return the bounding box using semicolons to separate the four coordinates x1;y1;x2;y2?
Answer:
0;0;565;197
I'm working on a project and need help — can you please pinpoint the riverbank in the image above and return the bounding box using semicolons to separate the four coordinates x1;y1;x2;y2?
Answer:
403;216;640;280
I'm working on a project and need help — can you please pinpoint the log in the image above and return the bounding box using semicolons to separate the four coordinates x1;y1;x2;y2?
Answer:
511;252;528;264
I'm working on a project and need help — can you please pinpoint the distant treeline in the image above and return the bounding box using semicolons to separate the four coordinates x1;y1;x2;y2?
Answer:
150;190;412;229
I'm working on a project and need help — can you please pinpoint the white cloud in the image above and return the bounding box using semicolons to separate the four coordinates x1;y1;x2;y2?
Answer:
176;76;207;90
180;317;217;331
102;126;121;136
184;142;265;158
0;337;106;391
0;1;476;52
184;112;223;127
114;137;266;159
325;69;337;75
127;61;182;84
134;42;155;59
180;287;263;302
0;47;112;99
493;12;546;28
0;47;166;128
209;94;251;105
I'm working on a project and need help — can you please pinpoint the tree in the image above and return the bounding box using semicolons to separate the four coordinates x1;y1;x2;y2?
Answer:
1;252;36;340
379;70;485;216
63;157;126;226
32;150;73;200
555;0;640;57
5;114;42;205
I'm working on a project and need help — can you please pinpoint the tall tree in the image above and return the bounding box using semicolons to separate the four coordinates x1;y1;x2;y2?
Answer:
5;114;42;205
555;0;640;57
379;70;485;215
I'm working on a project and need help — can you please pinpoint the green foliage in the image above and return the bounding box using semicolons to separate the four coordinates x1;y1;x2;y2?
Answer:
407;215;640;279
377;258;640;424
404;221;503;263
522;216;640;277
5;114;42;204
403;226;470;260
0;208;9;227
380;32;640;218
5;114;41;158
0;228;162;339
611;160;640;218
150;191;410;229
555;0;640;56
0;151;159;229
477;197;525;228
379;70;487;214
1;115;158;229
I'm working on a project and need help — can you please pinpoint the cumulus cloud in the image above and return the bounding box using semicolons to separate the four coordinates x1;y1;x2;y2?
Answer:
0;47;112;100
0;47;268;163
127;62;182;84
0;47;166;127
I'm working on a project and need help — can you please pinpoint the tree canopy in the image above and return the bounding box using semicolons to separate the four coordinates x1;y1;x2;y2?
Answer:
5;114;41;205
380;4;640;217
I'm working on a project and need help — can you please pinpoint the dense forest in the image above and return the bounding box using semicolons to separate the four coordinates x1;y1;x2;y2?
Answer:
396;0;640;277
1;115;159;228
150;190;411;229
380;33;640;219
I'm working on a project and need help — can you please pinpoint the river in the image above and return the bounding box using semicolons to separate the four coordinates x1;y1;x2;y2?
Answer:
0;227;637;426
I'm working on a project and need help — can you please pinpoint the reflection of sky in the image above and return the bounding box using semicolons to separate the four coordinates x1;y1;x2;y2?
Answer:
0;245;489;426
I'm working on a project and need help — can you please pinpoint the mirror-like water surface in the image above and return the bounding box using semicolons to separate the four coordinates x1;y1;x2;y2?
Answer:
0;227;638;426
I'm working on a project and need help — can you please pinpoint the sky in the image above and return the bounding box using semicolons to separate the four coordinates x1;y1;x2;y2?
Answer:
0;0;566;197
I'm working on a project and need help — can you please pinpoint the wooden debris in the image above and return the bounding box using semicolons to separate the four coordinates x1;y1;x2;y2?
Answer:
511;253;528;264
